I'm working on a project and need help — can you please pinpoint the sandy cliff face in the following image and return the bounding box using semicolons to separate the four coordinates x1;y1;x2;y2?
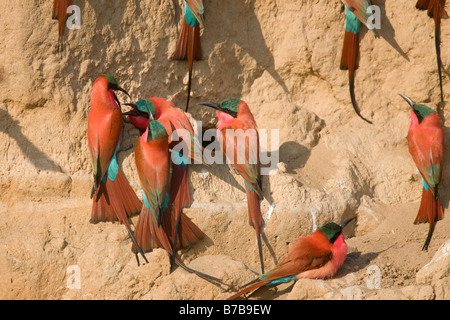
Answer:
0;0;449;300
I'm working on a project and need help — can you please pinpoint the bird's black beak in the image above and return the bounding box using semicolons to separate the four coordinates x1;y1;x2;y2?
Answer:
198;102;238;118
116;86;131;99
340;216;357;229
399;94;415;110
111;86;130;108
199;102;221;111
122;103;150;118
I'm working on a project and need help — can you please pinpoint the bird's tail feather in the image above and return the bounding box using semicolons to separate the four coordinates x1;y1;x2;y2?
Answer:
132;206;225;289
416;0;447;102
132;205;154;254
174;256;230;290
168;164;205;250
131;203;204;255
91;169;146;263
432;2;445;102
246;185;265;274
90;169;141;225
172;18;203;63
172;18;202;112
227;280;267;300
340;30;372;124
415;187;444;250
52;0;73;51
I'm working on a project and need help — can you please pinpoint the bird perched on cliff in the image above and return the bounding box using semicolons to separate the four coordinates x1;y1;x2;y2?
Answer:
123;98;204;263
127;102;227;288
227;217;357;300
400;94;445;251
172;0;205;112
87;74;147;264
52;0;73;52
415;0;448;102
198;98;266;274
340;0;379;124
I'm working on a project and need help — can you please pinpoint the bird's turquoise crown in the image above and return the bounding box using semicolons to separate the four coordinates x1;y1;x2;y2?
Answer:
220;98;241;113
135;99;156;117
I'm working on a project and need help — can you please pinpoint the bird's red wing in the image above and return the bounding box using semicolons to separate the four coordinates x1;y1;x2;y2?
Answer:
261;234;333;282
408;116;444;190
223;119;262;197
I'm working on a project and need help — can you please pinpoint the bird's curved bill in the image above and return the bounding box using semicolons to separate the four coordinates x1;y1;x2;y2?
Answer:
398;94;415;109
113;93;121;107
340;216;357;229
198;102;221;110
122;103;149;118
117;87;131;99
199;102;238;118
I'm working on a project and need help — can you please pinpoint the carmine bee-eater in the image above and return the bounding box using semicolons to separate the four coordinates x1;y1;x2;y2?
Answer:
87;74;147;264
52;0;73;52
340;0;379;124
123;98;204;264
129;103;228;289
198;98;266;274
172;0;205;112
227;217;357;300
415;0;448;102
400;94;445;251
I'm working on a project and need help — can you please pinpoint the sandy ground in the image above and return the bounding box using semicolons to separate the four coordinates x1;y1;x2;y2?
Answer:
0;186;448;300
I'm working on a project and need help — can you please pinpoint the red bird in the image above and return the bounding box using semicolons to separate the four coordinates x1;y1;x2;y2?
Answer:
415;0;448;102
340;0;379;124
87;74;147;263
52;0;73;51
126;102;227;288
400;94;445;251
172;0;205;112
227;217;356;300
199;98;266;274
123;98;204;260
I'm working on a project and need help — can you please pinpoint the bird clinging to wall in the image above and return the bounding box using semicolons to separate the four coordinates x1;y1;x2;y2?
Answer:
400;94;445;251
340;0;379;124
172;0;205;112
52;0;73;52
199;98;266;274
87;74;147;265
415;0;448;103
